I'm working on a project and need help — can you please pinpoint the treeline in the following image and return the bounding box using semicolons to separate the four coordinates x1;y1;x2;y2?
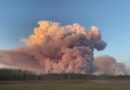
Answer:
0;69;130;80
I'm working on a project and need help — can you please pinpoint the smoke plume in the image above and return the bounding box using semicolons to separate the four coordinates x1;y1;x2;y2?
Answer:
0;21;128;75
93;55;127;75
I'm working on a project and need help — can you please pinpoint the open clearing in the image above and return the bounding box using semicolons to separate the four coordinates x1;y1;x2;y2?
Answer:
0;80;130;90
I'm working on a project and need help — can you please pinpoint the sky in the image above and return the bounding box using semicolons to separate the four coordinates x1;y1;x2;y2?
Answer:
0;0;130;66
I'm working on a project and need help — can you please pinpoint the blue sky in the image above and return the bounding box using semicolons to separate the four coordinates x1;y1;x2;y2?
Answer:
0;0;130;66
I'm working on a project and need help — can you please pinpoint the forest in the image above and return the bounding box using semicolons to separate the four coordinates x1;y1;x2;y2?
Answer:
0;69;130;80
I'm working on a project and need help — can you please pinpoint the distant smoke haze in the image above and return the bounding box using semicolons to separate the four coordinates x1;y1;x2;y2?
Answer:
0;21;128;75
93;55;127;75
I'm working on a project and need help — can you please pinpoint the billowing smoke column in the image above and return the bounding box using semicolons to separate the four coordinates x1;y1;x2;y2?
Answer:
0;21;127;75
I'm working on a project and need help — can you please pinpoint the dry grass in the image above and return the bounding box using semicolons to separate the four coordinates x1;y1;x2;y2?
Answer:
0;80;130;90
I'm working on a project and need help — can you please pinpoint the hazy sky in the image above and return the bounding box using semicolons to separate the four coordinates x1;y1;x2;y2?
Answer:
0;0;130;66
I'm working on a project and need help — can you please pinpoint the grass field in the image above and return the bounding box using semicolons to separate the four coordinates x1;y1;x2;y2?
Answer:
0;80;130;90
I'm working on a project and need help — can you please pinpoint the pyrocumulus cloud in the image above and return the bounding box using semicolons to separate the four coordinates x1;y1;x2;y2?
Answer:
0;21;127;75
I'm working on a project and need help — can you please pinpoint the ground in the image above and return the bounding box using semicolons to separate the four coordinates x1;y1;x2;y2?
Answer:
0;80;130;90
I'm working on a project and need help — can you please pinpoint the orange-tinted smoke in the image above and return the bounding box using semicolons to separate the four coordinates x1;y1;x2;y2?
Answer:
93;55;126;76
0;21;107;74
